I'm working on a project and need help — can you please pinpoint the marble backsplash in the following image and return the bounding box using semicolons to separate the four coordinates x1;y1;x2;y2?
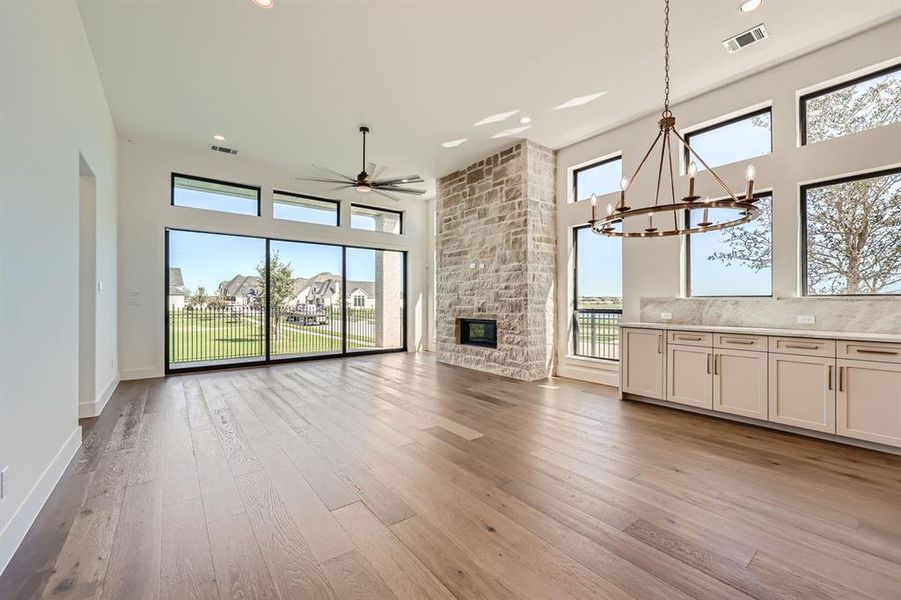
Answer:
639;297;901;334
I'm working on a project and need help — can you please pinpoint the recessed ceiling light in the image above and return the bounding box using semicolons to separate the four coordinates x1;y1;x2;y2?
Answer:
473;110;519;127
738;0;761;13
491;125;531;139
213;134;226;141
519;116;532;125
251;0;273;8
441;138;468;148
554;91;607;110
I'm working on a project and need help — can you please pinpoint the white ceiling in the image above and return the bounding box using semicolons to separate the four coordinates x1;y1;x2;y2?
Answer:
77;0;900;197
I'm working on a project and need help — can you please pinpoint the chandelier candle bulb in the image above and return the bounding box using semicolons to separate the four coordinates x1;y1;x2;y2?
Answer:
688;161;697;197
591;194;597;221
746;163;756;199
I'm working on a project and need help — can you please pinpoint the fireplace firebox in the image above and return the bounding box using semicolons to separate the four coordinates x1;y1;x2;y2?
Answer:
458;318;498;348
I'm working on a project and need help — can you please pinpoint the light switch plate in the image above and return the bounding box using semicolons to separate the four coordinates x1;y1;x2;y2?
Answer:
660;312;673;320
797;314;816;325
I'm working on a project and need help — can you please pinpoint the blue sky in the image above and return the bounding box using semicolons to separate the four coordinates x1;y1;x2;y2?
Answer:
169;230;378;293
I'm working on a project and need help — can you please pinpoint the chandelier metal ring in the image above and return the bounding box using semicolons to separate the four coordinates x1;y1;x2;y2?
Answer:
590;199;760;238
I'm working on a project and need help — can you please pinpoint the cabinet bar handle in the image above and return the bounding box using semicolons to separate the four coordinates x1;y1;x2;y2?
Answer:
854;348;898;355
827;365;833;391
707;353;712;374
714;354;720;375
838;366;844;392
784;343;819;350
724;338;755;345
658;335;662;354
676;335;704;341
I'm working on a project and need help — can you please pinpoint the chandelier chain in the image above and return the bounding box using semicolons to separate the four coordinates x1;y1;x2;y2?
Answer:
662;0;671;118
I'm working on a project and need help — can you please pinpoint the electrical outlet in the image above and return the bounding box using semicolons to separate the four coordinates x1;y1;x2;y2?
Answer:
1;466;9;499
797;314;816;325
660;312;673;320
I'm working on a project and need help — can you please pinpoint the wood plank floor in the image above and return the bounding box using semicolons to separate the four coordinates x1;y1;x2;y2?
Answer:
3;352;900;599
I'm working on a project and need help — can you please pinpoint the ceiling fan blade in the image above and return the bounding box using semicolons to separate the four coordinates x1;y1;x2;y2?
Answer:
311;164;355;181
368;162;387;181
376;186;426;195
372;189;402;202
374;174;422;186
293;177;354;185
325;184;354;191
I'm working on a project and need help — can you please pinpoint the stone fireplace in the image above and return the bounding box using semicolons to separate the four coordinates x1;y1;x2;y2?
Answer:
436;141;557;381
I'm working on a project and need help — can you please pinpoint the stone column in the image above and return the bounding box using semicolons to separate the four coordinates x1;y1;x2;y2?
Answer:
374;250;402;348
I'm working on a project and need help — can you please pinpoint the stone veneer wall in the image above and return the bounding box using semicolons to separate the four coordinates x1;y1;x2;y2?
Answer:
436;141;557;381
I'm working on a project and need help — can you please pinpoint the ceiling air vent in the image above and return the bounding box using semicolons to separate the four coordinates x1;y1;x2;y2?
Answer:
211;145;238;155
722;24;768;54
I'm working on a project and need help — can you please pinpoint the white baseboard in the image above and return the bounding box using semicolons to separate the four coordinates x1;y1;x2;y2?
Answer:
120;366;161;381
557;357;620;387
0;426;82;575
79;374;119;418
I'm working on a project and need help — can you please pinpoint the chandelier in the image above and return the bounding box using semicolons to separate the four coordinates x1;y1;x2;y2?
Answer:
590;0;760;238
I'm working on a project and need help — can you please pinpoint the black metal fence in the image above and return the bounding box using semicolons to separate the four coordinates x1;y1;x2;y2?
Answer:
573;308;622;360
168;304;404;366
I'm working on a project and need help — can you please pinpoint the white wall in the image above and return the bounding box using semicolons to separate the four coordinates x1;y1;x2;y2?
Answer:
555;19;901;385
0;0;118;572
118;140;430;379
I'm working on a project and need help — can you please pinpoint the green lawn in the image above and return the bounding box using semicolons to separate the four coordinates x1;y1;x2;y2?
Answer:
168;311;376;364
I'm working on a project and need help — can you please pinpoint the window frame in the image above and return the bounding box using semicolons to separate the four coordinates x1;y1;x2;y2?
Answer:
350;203;404;234
683;191;774;298
682;106;773;170
571;224;623;361
800;166;901;297
799;63;900;146
572;154;623;203
170;172;261;216
273;189;341;226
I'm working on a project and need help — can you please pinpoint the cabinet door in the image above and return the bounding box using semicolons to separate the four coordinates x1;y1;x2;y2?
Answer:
768;353;835;433
621;328;664;400
713;348;767;420
666;344;712;409
837;359;901;447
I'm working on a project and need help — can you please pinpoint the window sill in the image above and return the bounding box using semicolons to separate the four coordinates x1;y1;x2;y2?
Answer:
563;355;619;370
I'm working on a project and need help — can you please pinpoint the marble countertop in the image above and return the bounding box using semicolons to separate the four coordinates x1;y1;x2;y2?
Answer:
619;322;901;344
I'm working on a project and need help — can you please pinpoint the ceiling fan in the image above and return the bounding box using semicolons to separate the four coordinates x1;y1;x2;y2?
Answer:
294;126;425;202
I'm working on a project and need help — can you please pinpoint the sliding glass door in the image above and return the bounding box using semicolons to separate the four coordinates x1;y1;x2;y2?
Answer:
167;230;267;368
269;240;343;359
166;229;406;372
346;248;405;352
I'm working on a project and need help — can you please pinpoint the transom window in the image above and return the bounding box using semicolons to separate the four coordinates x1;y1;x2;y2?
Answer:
273;191;340;226
683;108;772;172
572;155;623;202
801;64;900;145
685;194;773;297
350;204;403;234
171;173;260;216
802;168;901;296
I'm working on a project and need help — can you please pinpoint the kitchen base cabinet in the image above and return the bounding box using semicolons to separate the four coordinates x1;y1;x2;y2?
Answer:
837;359;901;447
666;344;712;409
713;349;768;420
768;353;835;433
621;328;664;400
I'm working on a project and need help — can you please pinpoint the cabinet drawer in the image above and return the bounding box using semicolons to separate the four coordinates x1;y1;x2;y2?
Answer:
667;331;712;347
768;337;834;357
837;341;901;364
714;333;766;352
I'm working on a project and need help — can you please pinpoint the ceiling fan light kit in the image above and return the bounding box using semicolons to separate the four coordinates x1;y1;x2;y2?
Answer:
590;0;760;239
294;126;425;202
